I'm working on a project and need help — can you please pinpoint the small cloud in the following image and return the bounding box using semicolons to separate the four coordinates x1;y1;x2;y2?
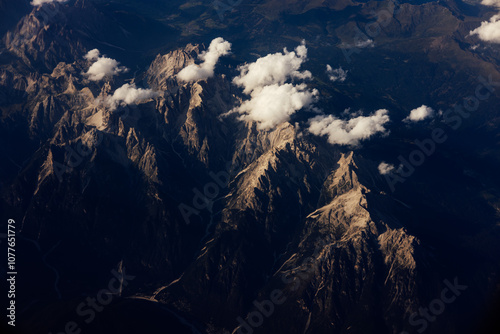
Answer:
101;84;158;111
84;49;100;61
470;14;500;44
404;105;435;122
228;41;317;130
177;37;232;82
308;109;390;147
480;0;500;7
341;108;362;118
355;39;374;48
84;49;128;81
326;65;348;83
378;162;395;175
31;0;68;6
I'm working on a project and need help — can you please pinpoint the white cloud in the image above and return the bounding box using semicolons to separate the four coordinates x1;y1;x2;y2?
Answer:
84;49;128;81
31;0;68;6
84;49;101;61
470;14;500;43
102;84;158;110
355;39;374;48
378;162;396;175
481;0;500;7
234;83;318;130
404;105;435;122
177;37;232;82
326;65;348;83
308;109;390;147
232;42;312;94
229;41;318;130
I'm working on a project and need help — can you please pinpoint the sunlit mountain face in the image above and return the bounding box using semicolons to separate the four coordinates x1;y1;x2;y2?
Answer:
1;0;500;333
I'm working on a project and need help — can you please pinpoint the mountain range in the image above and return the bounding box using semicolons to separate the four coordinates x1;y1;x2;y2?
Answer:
1;0;500;333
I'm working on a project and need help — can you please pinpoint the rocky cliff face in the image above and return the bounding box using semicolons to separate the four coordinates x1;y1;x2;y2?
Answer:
155;145;430;333
258;153;423;334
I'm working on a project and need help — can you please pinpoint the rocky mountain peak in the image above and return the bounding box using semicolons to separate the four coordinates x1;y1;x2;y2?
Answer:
147;44;200;91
